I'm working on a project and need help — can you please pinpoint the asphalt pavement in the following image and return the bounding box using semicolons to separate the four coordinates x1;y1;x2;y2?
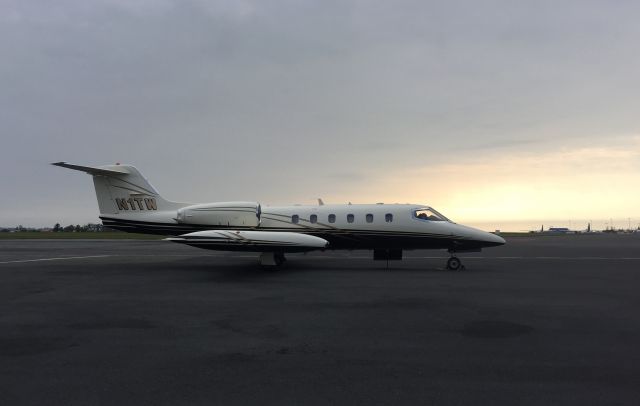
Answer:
0;234;639;405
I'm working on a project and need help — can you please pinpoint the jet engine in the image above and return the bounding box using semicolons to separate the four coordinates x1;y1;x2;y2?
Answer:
176;202;260;227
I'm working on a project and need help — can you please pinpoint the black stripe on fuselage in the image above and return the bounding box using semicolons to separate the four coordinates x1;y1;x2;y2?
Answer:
100;216;456;235
99;216;484;250
100;216;460;238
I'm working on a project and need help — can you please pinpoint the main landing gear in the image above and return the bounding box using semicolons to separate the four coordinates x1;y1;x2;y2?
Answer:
446;252;465;271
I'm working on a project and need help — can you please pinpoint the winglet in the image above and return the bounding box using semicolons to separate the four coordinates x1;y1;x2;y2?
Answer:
318;198;324;206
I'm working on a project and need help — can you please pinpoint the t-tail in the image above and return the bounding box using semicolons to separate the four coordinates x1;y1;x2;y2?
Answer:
52;162;188;234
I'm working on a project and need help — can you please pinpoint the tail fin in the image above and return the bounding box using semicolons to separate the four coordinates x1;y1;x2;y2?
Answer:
52;162;186;215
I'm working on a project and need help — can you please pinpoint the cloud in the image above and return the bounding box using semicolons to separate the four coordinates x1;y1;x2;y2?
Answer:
1;1;640;226
454;138;540;151
345;135;640;222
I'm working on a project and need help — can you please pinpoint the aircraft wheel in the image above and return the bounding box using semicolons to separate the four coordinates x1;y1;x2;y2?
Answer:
446;256;462;271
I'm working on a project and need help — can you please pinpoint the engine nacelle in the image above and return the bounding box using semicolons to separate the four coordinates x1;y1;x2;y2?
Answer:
176;202;260;227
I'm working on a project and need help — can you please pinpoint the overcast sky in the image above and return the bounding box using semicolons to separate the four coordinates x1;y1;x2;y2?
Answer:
1;0;639;228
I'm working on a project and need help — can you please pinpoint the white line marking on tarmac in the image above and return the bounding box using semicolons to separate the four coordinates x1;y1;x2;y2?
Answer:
5;254;637;264
0;255;111;264
406;256;640;260
299;256;640;260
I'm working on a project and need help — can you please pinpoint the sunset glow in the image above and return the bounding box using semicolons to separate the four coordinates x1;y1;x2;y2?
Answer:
328;136;640;230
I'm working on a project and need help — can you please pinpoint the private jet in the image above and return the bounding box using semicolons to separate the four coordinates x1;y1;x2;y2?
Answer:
53;162;505;269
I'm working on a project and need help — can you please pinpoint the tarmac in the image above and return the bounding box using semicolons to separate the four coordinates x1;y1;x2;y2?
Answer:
0;234;639;405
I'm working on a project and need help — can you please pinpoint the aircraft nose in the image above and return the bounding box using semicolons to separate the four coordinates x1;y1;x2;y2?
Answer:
484;232;506;247
453;224;506;249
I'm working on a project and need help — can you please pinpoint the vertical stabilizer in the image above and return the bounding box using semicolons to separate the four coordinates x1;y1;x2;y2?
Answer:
51;162;187;217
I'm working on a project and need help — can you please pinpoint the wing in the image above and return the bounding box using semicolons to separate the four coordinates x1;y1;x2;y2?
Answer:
165;230;328;252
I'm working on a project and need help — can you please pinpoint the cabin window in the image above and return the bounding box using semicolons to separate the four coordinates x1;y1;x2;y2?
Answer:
366;213;374;223
328;214;336;223
292;214;299;224
385;213;393;222
310;214;317;224
347;214;355;223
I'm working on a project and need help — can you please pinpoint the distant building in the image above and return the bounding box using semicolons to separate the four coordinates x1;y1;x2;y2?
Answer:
548;227;570;233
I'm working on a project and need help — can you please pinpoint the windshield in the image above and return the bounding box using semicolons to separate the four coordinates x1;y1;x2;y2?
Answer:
413;208;450;222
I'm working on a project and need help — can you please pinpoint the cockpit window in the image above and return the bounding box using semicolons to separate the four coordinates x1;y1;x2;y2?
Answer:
413;208;449;222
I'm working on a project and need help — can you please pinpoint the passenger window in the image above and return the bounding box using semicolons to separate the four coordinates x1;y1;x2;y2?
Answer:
328;214;336;223
310;214;317;224
366;213;373;223
292;215;299;224
347;214;354;223
385;213;393;222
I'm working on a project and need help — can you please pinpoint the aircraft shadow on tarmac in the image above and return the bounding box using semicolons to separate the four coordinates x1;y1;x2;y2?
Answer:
158;257;492;282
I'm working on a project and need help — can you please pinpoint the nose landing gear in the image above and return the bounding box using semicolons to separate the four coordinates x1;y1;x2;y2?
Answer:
446;251;465;271
446;256;462;270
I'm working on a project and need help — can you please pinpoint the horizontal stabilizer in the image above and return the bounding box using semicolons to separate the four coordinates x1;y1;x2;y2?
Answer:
51;162;130;176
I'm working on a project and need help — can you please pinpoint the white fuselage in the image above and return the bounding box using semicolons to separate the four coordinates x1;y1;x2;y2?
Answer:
101;202;505;252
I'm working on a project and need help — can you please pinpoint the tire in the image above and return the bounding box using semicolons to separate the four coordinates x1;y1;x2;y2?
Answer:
447;257;461;271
